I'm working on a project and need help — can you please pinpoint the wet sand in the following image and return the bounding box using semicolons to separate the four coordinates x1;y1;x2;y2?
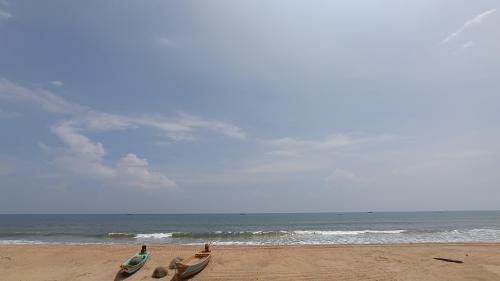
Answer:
1;243;500;280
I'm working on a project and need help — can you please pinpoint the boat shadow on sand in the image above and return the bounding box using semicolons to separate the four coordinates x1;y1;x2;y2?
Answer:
168;273;201;281
113;270;133;281
168;274;182;281
113;270;197;281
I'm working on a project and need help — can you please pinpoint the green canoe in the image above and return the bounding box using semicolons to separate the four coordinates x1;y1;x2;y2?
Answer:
120;250;150;274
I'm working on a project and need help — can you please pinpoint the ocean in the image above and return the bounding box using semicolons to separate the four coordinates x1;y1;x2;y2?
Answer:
1;211;500;245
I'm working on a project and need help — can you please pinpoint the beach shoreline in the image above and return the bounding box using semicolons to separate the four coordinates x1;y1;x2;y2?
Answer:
1;243;500;280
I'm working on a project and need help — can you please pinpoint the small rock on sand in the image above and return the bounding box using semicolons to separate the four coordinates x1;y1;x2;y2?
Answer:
152;266;168;278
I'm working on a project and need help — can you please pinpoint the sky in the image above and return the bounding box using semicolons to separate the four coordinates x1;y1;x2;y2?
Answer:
0;0;499;213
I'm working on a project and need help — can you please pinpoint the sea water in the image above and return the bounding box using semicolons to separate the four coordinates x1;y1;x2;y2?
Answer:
1;211;500;245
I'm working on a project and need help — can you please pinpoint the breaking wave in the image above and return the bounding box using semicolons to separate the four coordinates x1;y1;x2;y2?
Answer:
293;230;406;235
128;230;406;239
3;229;500;245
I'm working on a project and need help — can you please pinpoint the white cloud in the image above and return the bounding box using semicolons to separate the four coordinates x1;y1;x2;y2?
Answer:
462;41;475;49
0;78;245;190
117;154;177;189
440;9;497;45
52;121;116;179
80;112;136;131
50;80;64;86
157;37;177;48
77;112;245;142
244;160;317;174
53;122;106;158
0;8;11;20
238;133;400;176
174;113;246;139
38;142;50;153
267;133;398;156
0;78;85;114
266;135;354;156
0;78;246;142
51;122;176;189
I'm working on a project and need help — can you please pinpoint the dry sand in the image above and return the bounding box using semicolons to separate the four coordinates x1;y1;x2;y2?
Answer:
1;243;500;281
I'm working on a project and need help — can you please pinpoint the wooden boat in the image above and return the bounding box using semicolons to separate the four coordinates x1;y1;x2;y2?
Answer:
175;251;211;279
120;246;150;274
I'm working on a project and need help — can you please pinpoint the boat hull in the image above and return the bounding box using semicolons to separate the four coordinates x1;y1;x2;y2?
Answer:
176;253;211;279
120;252;150;274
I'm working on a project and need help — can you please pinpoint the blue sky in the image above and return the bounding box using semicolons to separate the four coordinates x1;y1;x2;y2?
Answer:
1;1;499;213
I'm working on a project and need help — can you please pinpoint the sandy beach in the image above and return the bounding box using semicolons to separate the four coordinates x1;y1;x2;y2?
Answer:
1;243;500;281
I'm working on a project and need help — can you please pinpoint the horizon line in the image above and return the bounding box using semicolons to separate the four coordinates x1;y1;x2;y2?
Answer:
1;209;499;215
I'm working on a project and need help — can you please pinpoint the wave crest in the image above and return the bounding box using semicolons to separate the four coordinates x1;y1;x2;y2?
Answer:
129;230;407;239
293;230;406;235
135;233;173;239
